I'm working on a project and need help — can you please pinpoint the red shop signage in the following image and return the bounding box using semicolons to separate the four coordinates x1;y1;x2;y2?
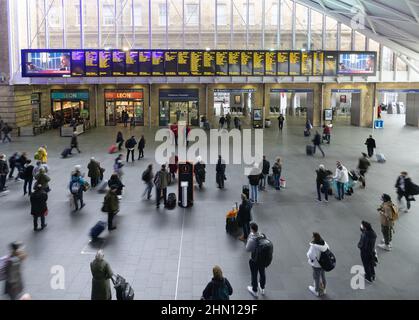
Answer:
105;91;143;100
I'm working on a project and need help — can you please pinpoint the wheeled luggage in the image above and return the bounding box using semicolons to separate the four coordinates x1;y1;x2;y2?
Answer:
108;144;118;154
112;274;134;300
306;145;314;156
226;203;239;235
97;180;108;193
90;221;106;240
280;178;286;189
61;148;71;158
376;153;386;163
166;193;177;209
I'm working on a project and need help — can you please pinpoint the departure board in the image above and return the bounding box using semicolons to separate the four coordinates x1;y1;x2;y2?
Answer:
228;51;241;76
289;52;301;76
253;52;265;76
178;51;190;76
265;52;277;76
152;51;165;76
277;52;289;76
99;51;112;76
112;50;126;76
71;51;85;77
216;51;228;76
126;51;139;76
139;51;152;76
202;51;215;76
301;52;313;76
241;51;253;76
85;50;98;76
313;51;324;76
324;52;337;76
190;51;203;76
165;51;178;76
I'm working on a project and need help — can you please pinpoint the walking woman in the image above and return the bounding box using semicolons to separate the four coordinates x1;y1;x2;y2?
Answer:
306;232;329;297
4;242;27;300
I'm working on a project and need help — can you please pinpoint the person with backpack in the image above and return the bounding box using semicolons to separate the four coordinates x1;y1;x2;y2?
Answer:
102;187;119;231
154;164;170;208
90;250;113;300
108;173;124;200
22;160;34;196
259;156;270;191
377;194;398;251
69;165;86;211
358;221;377;283
4;242;27;300
316;164;332;202
0;154;9;192
365;135;376;158
138;135;146;160
277;114;285;131
87;157;101;188
395;171;418;213
272;158;282;191
116;131;124;151
216;155;226;189
306;232;330;297
246;222;272;298
237;193;253;242
201;266;233;300
69;133;81;154
248;163;262;203
141;164;154;200
194;157;206;189
30;184;48;231
357;153;371;188
312;131;325;157
125;136;137;163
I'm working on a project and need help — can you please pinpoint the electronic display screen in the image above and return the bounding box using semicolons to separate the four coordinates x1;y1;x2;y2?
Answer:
289;52;301;76
85;50;99;76
216;51;228;76
301;52;313;76
265;52;277;76
338;52;376;75
112;50;126;76
324;52;337;76
253;52;265;76
313;51;324;76
178;51;191;76
165;51;178;76
241;51;253;76
71;51;85;77
23;51;71;77
277;52;289;76
190;51;203;76
202;51;215;76
152;51;165;76
126;51;139;76
228;51;241;76
139;51;152;76
99;50;112;76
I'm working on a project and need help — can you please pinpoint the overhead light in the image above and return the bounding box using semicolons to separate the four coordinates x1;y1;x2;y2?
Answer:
123;47;129;52
269;48;275;51
205;47;211;51
301;48;306;52
104;47;111;51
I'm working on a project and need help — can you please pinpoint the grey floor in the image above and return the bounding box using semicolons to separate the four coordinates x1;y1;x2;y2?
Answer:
1;112;418;300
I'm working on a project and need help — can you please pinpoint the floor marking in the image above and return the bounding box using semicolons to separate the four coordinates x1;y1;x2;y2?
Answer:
174;208;186;300
81;239;106;255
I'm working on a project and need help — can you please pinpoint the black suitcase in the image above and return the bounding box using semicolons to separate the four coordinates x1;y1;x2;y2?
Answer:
90;221;106;240
61;148;71;158
112;274;134;300
166;193;177;209
226;217;239;235
242;185;250;200
306;145;314;156
267;175;275;186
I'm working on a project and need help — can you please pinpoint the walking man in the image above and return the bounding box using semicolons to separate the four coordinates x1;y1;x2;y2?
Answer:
125;136;137;163
259;156;270;191
358;221;377;283
219;116;226;130
69;166;86;211
138;135;145;160
103;187;119;231
154;164;170;208
0;154;9;192
395;171;418;213
2;123;12;143
216;155;226;189
272;158;282;191
312;131;325;157
357;153;371;188
277;114;285;131
365;135;376;158
377;194;398;251
142;164;154;200
69;133;81;154
23;160;34;196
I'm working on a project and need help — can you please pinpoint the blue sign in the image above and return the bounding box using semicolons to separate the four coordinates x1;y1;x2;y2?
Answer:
214;89;256;93
270;89;313;93
378;89;419;93
331;89;361;93
374;119;384;129
51;91;89;100
159;89;199;101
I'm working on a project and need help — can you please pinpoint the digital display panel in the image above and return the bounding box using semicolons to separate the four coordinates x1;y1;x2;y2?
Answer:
190;51;203;76
289;52;301;76
265;51;277;76
178;51;191;76
139;51;152;76
253;51;265;76
338;52;376;75
152;51;165;76
126;51;139;76
71;51;85;77
99;50;112;76
216;51;228;76
313;51;324;76
112;50;125;76
324;52;337;76
241;51;253;76
277;52;289;76
202;51;215;76
23;51;71;77
228;51;241;76
85;50;99;76
165;51;178;76
301;52;313;76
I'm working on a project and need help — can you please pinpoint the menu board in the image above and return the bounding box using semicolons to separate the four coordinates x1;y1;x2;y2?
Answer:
241;51;253;76
265;52;277;76
139;51;152;76
301;52;313;76
313;51;324;76
152;51;165;76
71;51;85;77
99;50;112;76
228;51;241;76
253;52;265;76
178;51;190;76
112;50;126;76
85;50;99;76
126;51;139;76
289;52;301;76
165;51;178;76
216;51;228;76
190;51;203;76
277;52;289;76
324;52;337;76
202;51;215;76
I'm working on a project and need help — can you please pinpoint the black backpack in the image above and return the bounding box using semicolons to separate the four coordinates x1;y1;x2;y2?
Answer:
254;234;273;268
211;279;230;300
317;249;336;272
142;170;150;182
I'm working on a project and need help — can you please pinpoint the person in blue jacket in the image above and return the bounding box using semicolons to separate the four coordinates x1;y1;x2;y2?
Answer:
69;165;86;211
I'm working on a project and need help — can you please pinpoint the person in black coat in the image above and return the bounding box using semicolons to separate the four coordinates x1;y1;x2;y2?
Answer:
312;131;325;157
395;171;418;213
194;158;206;189
237;194;252;241
30;185;48;231
116;131;124;151
108;173;124;198
201;266;233;300
316;164;332;202
138;135;145;160
358;221;377;283
23;160;34;196
8;153;19;180
365;135;376;158
70;133;81;154
259;156;270;190
0;154;9;192
216;155;226;189
125;136;137;163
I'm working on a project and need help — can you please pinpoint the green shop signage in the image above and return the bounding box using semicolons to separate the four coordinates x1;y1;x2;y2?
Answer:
51;91;89;100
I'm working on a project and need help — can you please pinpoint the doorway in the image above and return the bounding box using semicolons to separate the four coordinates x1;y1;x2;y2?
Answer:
159;89;200;126
105;100;144;126
269;90;313;125
330;90;361;126
377;90;408;128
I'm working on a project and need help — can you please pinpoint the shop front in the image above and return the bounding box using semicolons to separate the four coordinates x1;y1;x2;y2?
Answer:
159;89;199;126
213;89;256;118
104;90;144;126
51;90;90;125
330;89;361;126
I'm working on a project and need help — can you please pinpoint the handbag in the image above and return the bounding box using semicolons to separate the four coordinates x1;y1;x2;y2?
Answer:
44;209;48;217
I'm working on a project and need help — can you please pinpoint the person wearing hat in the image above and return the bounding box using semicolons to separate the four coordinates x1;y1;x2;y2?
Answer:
377;194;396;251
69;165;86;211
30;184;48;231
0;154;9;192
4;242;27;300
90;250;113;300
87;157;101;188
358;221;377;283
357;153;371;188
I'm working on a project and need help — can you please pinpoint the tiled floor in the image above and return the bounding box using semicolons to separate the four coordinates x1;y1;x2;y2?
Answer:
1;112;418;300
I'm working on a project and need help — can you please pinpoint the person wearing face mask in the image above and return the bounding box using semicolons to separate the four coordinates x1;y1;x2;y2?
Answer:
358;221;377;283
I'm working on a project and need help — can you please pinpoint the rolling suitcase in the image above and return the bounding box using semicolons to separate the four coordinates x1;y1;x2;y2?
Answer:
90;221;106;240
306;145;314;156
166;193;177;209
108;144;118;154
112;274;135;300
61;148;71;158
280;178;286;189
242;185;250;200
267;174;275;187
97;180;108;193
226;203;239;235
376;153;386;163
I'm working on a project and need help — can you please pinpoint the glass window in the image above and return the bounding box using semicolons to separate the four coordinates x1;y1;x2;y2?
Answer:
217;3;227;26
243;3;255;26
369;39;380;68
48;6;61;27
103;4;114;26
271;3;278;25
354;31;365;50
310;10;323;50
382;46;394;71
185;3;199;26
159;3;168;26
295;4;308;50
74;4;86;26
396;56;407;71
340;24;352;50
325;16;337;50
280;0;293;50
132;4;142;26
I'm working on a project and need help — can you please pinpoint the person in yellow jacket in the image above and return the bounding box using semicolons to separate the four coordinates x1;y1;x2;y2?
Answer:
36;146;48;164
